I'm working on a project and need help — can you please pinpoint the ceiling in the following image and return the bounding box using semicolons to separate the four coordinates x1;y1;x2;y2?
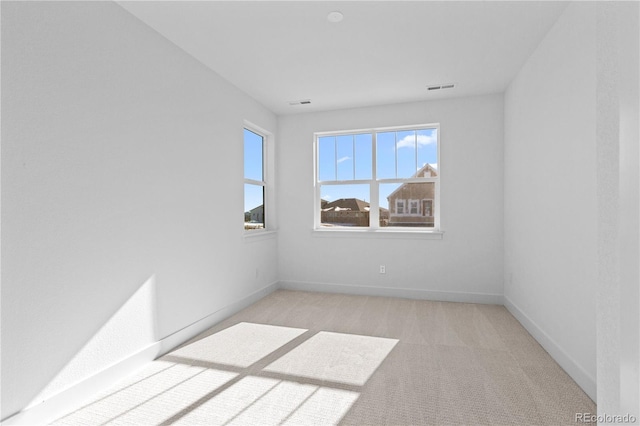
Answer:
118;1;568;116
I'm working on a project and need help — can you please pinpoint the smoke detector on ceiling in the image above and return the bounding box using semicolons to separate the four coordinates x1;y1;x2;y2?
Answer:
327;11;344;23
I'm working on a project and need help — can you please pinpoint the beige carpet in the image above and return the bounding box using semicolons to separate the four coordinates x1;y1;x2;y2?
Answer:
54;290;596;425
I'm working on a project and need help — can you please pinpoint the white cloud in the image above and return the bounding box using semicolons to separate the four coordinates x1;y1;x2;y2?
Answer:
396;134;437;149
337;156;351;163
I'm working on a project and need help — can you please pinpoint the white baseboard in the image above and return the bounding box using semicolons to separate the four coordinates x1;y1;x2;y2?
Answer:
503;296;596;402
1;281;279;426
278;280;504;305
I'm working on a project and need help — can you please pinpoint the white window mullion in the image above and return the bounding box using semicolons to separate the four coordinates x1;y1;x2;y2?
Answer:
414;130;418;173
370;181;380;229
371;132;379;229
315;182;322;229
394;131;398;178
434;181;441;230
244;178;266;187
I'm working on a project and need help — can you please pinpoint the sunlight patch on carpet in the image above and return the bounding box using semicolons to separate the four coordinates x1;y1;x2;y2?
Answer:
264;331;398;386
169;322;307;368
54;361;237;425
174;376;359;425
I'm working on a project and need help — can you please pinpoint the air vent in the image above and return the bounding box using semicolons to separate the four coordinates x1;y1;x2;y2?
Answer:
427;83;455;91
289;99;311;106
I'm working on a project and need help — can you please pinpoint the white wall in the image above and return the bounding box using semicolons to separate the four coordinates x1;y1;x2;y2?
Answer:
277;95;504;302
1;2;277;420
504;2;597;399
596;1;640;418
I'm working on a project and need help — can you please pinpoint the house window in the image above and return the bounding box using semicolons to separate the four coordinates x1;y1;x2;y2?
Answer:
423;199;433;217
409;200;419;215
244;127;266;231
315;125;439;230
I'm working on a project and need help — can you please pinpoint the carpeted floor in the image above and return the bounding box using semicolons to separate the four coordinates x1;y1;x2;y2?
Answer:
54;289;596;425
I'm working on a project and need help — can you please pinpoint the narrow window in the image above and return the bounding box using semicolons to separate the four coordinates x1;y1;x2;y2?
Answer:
409;200;419;215
423;199;433;217
244;128;266;231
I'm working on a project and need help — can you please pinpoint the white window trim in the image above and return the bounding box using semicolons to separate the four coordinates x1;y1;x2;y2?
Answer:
244;121;275;237
313;123;441;235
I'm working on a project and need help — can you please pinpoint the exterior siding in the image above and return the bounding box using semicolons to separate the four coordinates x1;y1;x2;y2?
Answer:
387;182;435;226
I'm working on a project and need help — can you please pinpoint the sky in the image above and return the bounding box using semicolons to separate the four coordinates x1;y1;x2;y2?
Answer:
244;128;439;217
318;128;438;209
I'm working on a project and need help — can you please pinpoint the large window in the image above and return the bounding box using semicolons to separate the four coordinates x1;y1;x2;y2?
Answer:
315;125;439;230
244;127;266;231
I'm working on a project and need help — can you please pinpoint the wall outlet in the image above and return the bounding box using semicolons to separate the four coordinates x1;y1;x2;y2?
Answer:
379;265;386;274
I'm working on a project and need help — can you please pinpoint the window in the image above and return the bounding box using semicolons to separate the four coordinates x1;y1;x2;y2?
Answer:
409;200;419;215
244;127;266;231
423;199;433;217
315;125;439;230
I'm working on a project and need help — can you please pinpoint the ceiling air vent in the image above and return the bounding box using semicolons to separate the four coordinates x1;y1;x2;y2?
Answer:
289;99;311;106
427;83;455;91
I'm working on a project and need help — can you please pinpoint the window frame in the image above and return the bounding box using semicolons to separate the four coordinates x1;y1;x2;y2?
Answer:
243;121;273;235
314;123;441;234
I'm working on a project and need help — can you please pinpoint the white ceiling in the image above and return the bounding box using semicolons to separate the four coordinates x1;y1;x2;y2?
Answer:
118;1;568;115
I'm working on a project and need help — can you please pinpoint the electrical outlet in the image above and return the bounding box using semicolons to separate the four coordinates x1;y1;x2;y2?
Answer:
379;265;386;274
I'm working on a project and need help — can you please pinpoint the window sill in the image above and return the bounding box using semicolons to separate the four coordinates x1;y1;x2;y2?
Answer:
312;228;444;240
244;229;278;242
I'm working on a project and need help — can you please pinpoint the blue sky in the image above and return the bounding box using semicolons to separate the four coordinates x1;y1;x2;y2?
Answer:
319;129;438;209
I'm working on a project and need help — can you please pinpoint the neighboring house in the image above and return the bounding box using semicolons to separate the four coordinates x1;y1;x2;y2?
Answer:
249;205;264;223
321;198;389;227
387;164;437;227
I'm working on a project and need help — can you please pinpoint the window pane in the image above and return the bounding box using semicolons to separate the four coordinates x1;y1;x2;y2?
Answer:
318;136;336;181
354;134;372;180
376;132;396;179
320;184;370;227
244;184;264;230
417;128;438;173
336;135;354;180
396;130;417;178
380;182;435;228
379;182;399;216
244;129;263;181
